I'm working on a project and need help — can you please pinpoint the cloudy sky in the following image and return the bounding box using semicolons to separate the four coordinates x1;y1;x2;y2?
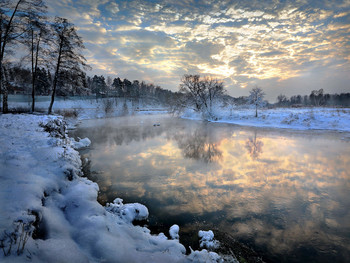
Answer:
45;0;350;101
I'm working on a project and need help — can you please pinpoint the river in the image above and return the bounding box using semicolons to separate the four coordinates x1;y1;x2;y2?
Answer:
71;114;350;263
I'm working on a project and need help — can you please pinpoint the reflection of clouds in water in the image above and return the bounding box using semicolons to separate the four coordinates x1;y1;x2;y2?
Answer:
74;116;350;261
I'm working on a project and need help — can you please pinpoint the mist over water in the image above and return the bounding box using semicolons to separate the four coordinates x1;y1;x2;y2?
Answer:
71;114;350;263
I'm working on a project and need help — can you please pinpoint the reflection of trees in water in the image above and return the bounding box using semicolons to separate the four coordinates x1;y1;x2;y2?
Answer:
245;130;264;160
174;128;222;163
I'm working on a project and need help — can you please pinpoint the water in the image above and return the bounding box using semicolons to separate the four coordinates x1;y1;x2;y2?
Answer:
71;114;350;262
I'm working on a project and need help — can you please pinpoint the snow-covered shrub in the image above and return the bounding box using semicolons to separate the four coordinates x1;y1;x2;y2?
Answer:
40;118;67;138
281;113;299;124
106;198;149;223
0;217;35;256
169;224;180;240
198;230;220;250
71;137;91;150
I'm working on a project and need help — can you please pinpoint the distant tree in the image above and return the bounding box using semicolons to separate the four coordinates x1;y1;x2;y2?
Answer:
277;94;288;107
91;75;107;95
290;95;302;105
123;78;132;97
112;77;123;96
48;17;89;114
310;89;324;106
34;67;50;95
106;75;112;88
248;86;265;117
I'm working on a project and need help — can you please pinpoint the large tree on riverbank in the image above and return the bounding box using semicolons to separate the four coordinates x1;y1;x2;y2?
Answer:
48;17;89;114
179;74;225;119
0;0;46;113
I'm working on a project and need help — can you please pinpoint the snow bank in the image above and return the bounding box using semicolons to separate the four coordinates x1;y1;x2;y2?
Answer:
181;106;350;132
0;113;222;263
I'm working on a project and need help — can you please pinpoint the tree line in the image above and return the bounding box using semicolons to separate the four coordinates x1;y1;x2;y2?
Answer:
276;89;350;107
3;64;175;105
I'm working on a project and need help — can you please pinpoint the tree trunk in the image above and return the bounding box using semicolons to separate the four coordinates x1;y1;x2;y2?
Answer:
255;104;258;117
48;39;63;114
1;62;8;113
3;85;8;113
31;30;35;112
31;31;41;112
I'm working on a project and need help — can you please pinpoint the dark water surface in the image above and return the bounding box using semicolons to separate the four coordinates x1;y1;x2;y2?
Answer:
71;114;350;262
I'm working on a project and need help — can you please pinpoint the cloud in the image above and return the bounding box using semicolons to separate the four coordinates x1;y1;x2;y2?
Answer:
44;0;350;98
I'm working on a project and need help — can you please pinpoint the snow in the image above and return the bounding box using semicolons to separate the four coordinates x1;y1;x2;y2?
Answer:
198;230;220;250
106;198;149;223
0;113;222;263
169;224;180;240
71;137;91;150
182;106;350;132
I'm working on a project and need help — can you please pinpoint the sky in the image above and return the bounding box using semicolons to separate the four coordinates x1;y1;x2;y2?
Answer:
45;0;350;101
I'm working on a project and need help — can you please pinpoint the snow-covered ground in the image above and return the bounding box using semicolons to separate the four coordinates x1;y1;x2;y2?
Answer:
181;106;350;132
0;114;225;263
8;96;168;120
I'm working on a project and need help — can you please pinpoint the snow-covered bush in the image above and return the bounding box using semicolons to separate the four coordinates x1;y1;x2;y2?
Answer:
169;224;180;240
198;230;220;250
106;198;149;223
39;118;67;138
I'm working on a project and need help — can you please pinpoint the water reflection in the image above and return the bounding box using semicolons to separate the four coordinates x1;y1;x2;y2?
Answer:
174;128;222;163
72;115;350;263
245;130;264;160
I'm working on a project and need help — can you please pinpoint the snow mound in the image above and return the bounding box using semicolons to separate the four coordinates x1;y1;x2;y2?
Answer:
188;249;222;262
198;230;220;250
106;198;149;223
71;137;91;150
169;224;180;240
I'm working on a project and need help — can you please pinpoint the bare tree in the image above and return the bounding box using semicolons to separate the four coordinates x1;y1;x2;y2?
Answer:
248;86;265;117
277;94;288;107
310;89;324;106
179;74;225;119
0;0;46;113
204;76;225;113
179;74;204;111
48;17;89;114
22;4;48;112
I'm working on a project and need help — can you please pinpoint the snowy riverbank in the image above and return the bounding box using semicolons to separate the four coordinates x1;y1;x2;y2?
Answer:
181;107;350;132
0;114;224;263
